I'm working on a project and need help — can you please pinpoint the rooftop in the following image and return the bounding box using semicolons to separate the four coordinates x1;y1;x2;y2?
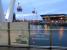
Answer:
41;14;67;17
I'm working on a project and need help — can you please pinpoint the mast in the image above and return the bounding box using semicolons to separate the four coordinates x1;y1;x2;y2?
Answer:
5;0;15;22
0;0;5;22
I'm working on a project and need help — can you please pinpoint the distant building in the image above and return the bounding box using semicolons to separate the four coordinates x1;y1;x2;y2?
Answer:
41;14;67;24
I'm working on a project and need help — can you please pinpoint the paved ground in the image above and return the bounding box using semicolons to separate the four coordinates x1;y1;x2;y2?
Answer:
0;47;66;50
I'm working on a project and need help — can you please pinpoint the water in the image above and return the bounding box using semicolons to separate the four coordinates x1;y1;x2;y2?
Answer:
29;24;67;47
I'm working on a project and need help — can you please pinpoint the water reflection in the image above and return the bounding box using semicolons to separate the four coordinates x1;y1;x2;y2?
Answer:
30;24;67;47
30;24;50;46
44;24;50;36
59;26;64;40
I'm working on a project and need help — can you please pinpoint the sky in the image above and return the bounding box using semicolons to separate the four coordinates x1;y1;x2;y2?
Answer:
1;0;67;20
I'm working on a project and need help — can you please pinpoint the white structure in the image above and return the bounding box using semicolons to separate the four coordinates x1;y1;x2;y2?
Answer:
0;0;42;22
16;13;42;21
5;0;15;22
0;0;15;22
16;8;42;21
0;0;5;22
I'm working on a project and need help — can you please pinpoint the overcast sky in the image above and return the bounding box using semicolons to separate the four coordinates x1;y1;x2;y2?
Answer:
1;0;67;20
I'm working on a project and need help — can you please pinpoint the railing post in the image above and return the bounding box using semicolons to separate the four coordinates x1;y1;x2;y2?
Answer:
49;25;53;50
28;22;30;49
8;22;11;46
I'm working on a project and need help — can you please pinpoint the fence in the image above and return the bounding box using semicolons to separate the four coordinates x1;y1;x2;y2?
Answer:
0;22;67;49
0;22;29;47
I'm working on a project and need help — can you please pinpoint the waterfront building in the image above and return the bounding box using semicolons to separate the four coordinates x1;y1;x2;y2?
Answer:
41;14;67;25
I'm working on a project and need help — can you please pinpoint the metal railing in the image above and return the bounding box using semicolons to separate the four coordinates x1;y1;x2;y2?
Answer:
0;22;67;50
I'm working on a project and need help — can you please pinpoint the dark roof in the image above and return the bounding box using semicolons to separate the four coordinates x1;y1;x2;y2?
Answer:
41;14;67;17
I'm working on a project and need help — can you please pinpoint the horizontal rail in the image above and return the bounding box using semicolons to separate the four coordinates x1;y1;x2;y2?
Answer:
0;45;67;49
0;29;67;31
